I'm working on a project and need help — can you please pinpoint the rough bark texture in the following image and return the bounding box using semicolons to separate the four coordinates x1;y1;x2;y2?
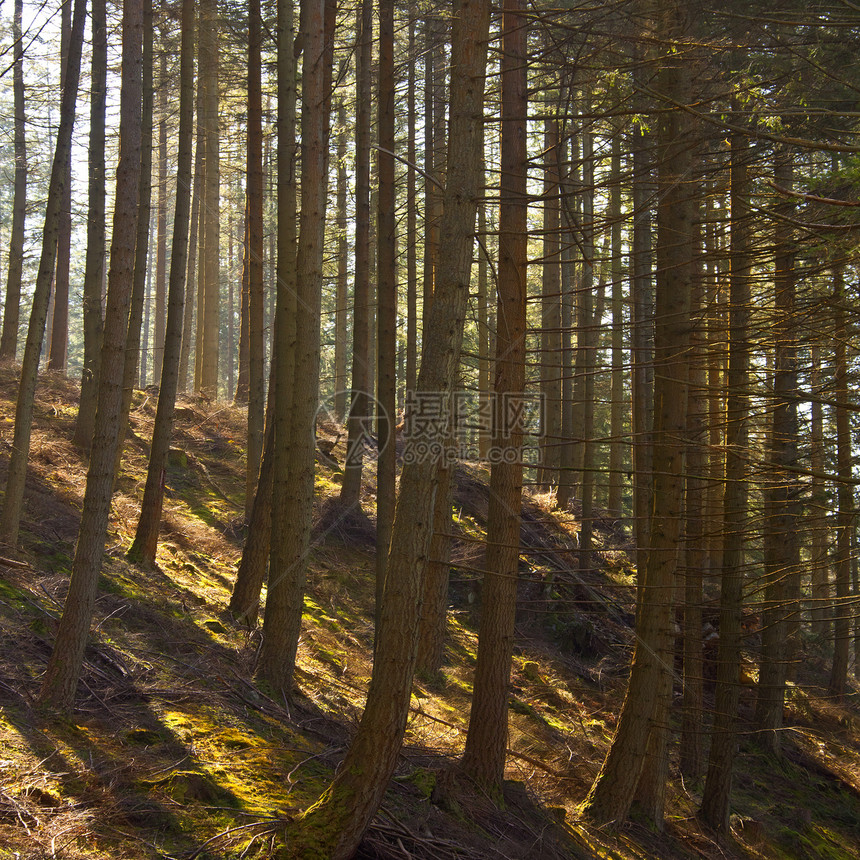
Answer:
199;0;220;398
0;0;87;550
179;122;203;393
0;0;27;362
375;0;397;617
115;3;153;479
339;0;373;509
539;113;561;492
828;267;853;699
607;133;625;519
48;0;73;374
256;0;332;695
700;125;750;831
582;0;692;827
283;2;490;854
754;152;799;751
73;0;106;449
127;0;194;567
38;0;142;710
334;101;349;422
680;214;706;780
246;0;265;518
460;0;527;796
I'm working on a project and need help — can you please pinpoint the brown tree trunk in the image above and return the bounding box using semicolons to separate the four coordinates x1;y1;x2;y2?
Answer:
539;112;561;492
127;0;195;567
48;0;72;374
245;0;265;518
607;132;625;519
339;0;373;508
679;211;706;780
73;0;106;449
582;0;692;827
376;0;397;618
828;266;853;699
115;2;153;478
334;100;349;422
809;342;829;630
0;0;87;550
460;0;528;797
179;117;202;393
38;0;143;709
755;151;800;750
153;38;168;384
700;122;751;831
199;0;220;398
256;0;334;696
0;0;27;362
284;1;490;853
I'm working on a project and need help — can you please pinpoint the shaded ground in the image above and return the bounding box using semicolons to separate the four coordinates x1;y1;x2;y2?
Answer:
0;364;857;859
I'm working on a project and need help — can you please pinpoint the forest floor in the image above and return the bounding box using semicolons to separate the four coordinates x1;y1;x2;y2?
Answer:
0;365;858;859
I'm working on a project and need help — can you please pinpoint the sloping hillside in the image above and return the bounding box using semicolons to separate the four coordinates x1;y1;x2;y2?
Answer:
0;365;858;859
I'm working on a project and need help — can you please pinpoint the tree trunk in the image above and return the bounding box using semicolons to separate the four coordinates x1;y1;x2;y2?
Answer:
700;122;751;831
256;0;333;696
405;12;418;399
48;0;73;374
809;342;829;630
376;0;397;620
755;151;799;751
0;0;87;550
0;0;27;362
339;0;373;508
679;211;706;780
607;132;625;519
460;0;527;797
582;0;692;827
115;2;153;478
199;0;220;398
38;0;143;709
828;266;853;699
73;0;106;449
539;112;561;492
284;1;490;853
245;0;265;518
127;0;194;567
334;100;349;422
179;116;202;394
153;40;168;384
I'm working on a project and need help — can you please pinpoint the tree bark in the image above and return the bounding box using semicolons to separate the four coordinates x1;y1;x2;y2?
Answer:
828;266;853;699
376;0;397;620
582;0;692;827
48;0;73;374
539;112;561;492
0;0;87;550
199;0;220;398
73;0;106;449
754;151;800;751
460;0;528;797
334;100;349;422
700;122;751;831
256;0;333;696
245;0;265;518
339;0;373;508
127;0;195;567
0;0;27;362
115;0;153;478
284;1;490;852
38;0;143;709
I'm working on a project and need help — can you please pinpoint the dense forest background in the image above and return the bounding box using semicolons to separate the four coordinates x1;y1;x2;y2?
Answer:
0;0;859;857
